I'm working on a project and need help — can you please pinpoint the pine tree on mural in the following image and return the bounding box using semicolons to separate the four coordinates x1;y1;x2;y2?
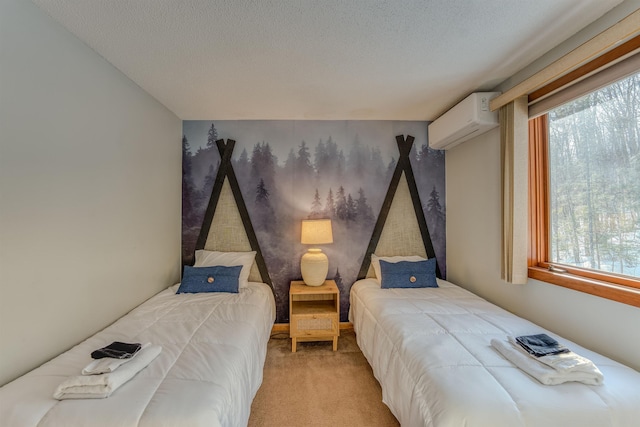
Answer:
284;148;296;176
326;137;340;177
236;147;249;168
192;162;215;215
182;135;200;263
337;149;346;182
335;186;348;220
182;136;192;171
346;194;356;221
182;136;196;227
333;267;348;320
188;123;220;214
309;189;323;219
255;178;276;229
256;178;269;203
314;139;328;177
427;185;443;214
355;188;375;226
250;142;276;195
371;146;384;174
250;144;262;190
234;148;250;194
295;140;314;198
206;123;218;148
348;134;367;179
324;188;336;218
297;140;312;170
427;185;446;257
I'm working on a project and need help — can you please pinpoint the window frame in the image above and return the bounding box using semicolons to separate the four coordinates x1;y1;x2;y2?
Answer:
528;114;640;308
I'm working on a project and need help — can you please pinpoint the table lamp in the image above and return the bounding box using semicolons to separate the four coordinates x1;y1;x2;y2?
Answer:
300;219;333;286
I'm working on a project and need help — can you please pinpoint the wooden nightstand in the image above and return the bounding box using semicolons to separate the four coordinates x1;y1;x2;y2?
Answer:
289;280;340;352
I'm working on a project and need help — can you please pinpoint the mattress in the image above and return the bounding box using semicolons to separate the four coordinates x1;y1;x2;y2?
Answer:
0;282;275;427
349;278;640;427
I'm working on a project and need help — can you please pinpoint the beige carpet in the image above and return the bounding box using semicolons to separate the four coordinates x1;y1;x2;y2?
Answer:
248;330;399;427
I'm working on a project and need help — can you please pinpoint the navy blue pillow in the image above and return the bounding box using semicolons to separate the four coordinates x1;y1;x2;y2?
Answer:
379;259;438;289
177;265;242;294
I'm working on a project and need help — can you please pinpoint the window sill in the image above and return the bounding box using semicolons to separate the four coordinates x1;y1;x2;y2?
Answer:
528;266;640;308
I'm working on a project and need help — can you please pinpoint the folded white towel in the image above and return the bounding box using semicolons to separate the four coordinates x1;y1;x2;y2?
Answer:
491;338;603;386
82;342;151;375
54;345;162;399
507;336;597;373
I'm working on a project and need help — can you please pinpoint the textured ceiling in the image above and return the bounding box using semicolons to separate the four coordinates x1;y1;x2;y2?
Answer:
32;0;625;120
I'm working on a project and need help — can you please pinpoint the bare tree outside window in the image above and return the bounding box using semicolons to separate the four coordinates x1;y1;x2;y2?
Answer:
548;72;640;278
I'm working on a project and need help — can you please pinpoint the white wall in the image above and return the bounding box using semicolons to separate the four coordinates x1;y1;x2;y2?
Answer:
0;0;182;385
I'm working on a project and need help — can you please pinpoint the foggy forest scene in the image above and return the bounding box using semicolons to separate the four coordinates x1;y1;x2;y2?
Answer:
182;121;445;322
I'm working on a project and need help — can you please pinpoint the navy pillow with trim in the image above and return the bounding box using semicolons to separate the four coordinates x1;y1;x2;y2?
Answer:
379;259;438;289
177;265;242;294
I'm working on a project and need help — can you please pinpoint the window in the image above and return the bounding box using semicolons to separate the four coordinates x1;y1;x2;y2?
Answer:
529;72;640;307
548;72;640;277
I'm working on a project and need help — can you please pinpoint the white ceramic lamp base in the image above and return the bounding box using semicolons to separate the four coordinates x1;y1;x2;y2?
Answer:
301;248;328;286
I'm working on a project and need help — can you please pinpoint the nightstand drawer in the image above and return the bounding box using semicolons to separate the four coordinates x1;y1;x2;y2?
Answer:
291;313;338;337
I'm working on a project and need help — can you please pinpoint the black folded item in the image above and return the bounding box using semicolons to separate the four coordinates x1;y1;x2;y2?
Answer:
515;334;570;357
91;341;142;359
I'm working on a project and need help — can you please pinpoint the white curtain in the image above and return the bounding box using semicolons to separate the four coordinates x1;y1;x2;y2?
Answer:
500;96;529;284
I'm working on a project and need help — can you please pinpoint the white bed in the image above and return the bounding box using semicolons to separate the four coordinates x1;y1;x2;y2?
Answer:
349;277;640;427
0;281;275;427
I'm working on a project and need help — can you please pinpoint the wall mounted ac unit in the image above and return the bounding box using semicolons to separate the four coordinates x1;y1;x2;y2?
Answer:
428;92;500;150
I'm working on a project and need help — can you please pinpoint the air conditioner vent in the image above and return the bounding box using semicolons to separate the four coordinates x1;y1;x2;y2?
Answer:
428;92;500;150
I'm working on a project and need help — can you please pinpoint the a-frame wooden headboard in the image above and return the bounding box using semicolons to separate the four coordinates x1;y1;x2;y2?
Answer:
195;138;274;292
357;134;442;280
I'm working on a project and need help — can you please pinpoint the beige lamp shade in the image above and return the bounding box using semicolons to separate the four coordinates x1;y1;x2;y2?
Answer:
301;219;333;244
300;219;333;286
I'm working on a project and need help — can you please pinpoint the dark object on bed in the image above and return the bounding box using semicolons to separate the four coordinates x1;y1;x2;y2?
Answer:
91;341;142;359
515;334;570;357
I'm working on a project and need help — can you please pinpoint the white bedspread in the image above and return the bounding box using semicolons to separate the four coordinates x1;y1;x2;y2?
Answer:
349;278;640;427
0;282;275;427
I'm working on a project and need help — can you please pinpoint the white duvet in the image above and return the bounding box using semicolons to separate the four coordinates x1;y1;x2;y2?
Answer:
349;278;640;427
0;282;275;427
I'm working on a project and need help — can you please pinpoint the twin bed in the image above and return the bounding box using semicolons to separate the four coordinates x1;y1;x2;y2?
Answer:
350;271;640;426
0;251;275;427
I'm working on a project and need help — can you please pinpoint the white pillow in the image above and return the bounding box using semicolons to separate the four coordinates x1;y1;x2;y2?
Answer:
194;250;256;288
371;254;427;283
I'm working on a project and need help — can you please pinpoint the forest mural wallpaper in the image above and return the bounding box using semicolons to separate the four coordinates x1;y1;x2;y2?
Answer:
182;121;445;322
